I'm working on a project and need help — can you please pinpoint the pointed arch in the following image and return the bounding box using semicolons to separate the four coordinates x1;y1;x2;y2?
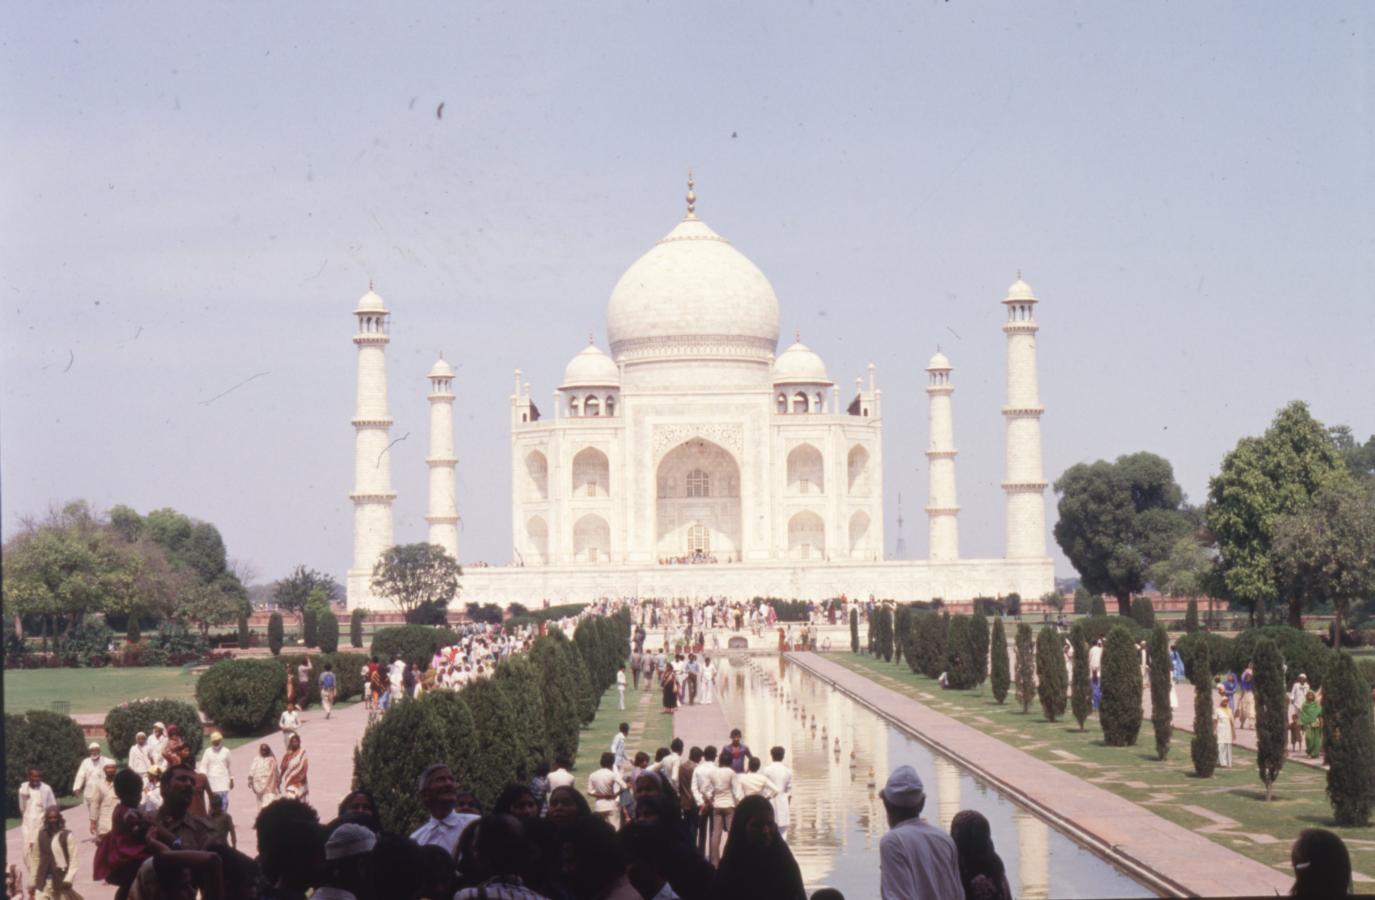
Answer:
572;447;610;497
524;450;549;500
787;511;826;560
787;443;824;495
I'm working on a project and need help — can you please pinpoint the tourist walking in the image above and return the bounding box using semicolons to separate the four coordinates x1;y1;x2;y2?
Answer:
280;734;310;802
73;742;114;836
700;657;717;705
692;747;719;857
94;763;120;838
32;807;80;900
197;731;234;811
612;722;630;771
1088;638;1104;679
949;809;1012;900
144;723;167;766
320;663;338;719
617;665;627;710
18;768;56;885
127;733;153;782
761;747;793;841
249;743;280;809
630;650;643;690
279;703;302;749
714;794;806;900
705;749;739;865
1299;691;1324;759
1237;662;1256;729
733;756;776;802
678;746;702;847
296;656;313;707
877;765;962;900
587;752;627;827
547;753;575;791
1289;673;1310;720
724;729;750;772
662;664;679;714
1215;686;1236;768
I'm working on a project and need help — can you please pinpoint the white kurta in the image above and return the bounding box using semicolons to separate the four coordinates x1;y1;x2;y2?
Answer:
761;762;793;833
128;743;152;778
18;781;56;846
198;745;233;792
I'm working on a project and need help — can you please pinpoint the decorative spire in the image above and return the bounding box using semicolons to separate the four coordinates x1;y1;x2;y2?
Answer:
685;169;696;219
369;278;374;291
795;329;801;343
587;332;595;345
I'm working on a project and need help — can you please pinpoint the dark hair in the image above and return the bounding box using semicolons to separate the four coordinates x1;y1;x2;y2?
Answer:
548;784;591;819
771;746;785;762
689;746;703;762
633;751;650;768
475;814;528;878
114;769;144;807
337;788;378;818
159;763;195;791
619;722;630;733
254;799;322;881
492;783;537;817
1290;828;1352;898
810;890;845;900
370;831;423;900
655;748;670;762
703;745;717;761
670;738;683;753
416;844;456;899
748;756;761;773
950;809;1007;896
730;729;742;739
567;815;626;895
718;749;734;769
600;752;616;769
555;752;573;769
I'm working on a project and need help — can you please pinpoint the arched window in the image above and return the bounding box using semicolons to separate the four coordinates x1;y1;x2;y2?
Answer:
686;469;709;498
569;397;581;417
585;396;600;417
688;523;710;554
792;392;809;414
776;394;787;414
605;396;616;417
815;392;824;413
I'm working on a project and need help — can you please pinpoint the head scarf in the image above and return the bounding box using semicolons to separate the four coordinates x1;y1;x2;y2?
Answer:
715;795;805;900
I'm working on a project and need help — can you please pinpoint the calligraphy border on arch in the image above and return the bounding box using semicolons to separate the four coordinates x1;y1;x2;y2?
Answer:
652;423;744;461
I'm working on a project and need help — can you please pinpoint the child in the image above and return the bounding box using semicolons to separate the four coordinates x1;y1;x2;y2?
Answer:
206;792;236;848
1289;712;1304;755
95;769;158;900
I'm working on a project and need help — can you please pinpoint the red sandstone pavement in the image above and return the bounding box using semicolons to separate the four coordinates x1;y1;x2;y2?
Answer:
788;652;1293;898
6;700;371;898
673;697;732;751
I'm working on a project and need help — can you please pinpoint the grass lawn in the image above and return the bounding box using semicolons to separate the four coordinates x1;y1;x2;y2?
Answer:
4;668;202;715
573;677;675;799
829;652;1375;882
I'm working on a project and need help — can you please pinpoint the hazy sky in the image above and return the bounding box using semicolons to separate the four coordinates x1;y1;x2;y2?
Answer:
3;2;1372;587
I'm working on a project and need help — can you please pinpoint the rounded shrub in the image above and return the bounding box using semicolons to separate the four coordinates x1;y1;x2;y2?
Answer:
425;691;482;796
237;611;250;648
1073;587;1093;615
529;632;582;761
370;624;457;666
60;618;114;667
104;698;203;764
1131;597;1156;630
318;609;340;653
350;609;366;649
1078;615;1147;648
1227;626;1331;691
1100;625;1143;746
1175;630;1233;682
1183;599;1200;634
127;616;142;644
1069;623;1091;730
495;655;548;774
280;652;368;707
195;658;286;735
1090;595;1107;617
5;710;86;814
268;613;284;656
353;695;459;835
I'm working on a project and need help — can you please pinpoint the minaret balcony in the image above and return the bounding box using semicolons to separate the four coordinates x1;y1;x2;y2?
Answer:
925;385;954;396
999;406;1044;417
353;334;391;345
426;456;458;466
1000;322;1039;335
349;491;398;502
352;417;396;427
925;449;958;459
427;392;456;401
424;514;460;524
924;505;961;514
1000;481;1048;492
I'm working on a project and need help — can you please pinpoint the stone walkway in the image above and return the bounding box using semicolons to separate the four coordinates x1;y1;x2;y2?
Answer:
673;696;731;750
787;652;1293;898
1145;681;1325;769
7;700;372;898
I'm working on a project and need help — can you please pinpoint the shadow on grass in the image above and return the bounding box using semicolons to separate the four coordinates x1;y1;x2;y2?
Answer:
1228;788;1272;802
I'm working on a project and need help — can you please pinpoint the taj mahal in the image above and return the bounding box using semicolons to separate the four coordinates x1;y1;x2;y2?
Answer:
346;178;1054;609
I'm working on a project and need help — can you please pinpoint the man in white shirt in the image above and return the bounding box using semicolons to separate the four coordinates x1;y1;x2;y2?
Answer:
877;766;962;900
587;752;627;827
410;764;479;857
128;732;152;780
690;745;718;857
197;731;234;811
18;767;56;884
617;666;627;710
72;742;114;835
611;722;630;771
760;746;794;840
1088;639;1104;679
654;738;682;786
547;753;576;791
1289;673;1309;719
145;722;167;766
704;748;738;865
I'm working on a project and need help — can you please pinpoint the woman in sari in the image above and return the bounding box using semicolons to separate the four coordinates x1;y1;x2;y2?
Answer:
661;664;678;714
1237;663;1256;729
248;743;279;809
1300;691;1323;759
160;725;188;769
279;734;309;802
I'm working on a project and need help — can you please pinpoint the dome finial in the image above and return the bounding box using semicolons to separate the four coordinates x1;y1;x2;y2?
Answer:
795;329;800;342
685;169;696;219
369;278;374;291
588;332;595;345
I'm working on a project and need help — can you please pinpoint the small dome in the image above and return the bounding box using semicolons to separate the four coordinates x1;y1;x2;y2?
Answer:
926;351;952;371
355;287;387;312
1005;277;1037;302
561;343;620;388
773;341;831;384
428;357;454;378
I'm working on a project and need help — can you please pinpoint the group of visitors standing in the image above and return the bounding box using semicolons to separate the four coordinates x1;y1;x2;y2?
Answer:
622;651;721;714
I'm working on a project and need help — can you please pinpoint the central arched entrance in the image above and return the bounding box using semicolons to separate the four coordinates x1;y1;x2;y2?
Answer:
655;438;741;562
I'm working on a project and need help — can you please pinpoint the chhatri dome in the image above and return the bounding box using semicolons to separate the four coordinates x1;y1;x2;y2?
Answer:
561;340;620;388
773;339;832;384
428;356;455;378
354;285;387;312
926;350;951;370
1005;275;1037;302
606;174;780;363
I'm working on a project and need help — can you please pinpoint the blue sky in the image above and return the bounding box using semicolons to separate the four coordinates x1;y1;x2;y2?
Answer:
3;2;1371;585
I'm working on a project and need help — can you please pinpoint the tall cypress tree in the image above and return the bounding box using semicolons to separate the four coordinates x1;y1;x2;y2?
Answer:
1323;653;1375;825
970;612;991;685
1035;626;1068;721
850;608;859;653
877;607;894;662
1183;599;1200;634
1100;625;1143;746
1190;641;1218;777
1090;595;1107;617
989;617;1010;705
1148;624;1172;760
893;605;909;665
944;615;978;689
1014;624;1036;714
1069;623;1091;730
1252;637;1287;800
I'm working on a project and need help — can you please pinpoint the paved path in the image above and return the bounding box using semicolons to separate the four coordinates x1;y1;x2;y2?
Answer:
7;700;372;898
1145;681;1325;770
673;698;731;751
788;652;1293;898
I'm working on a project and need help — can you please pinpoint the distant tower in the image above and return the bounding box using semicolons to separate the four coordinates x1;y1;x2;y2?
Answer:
894;493;908;560
425;356;460;561
1001;276;1048;558
347;285;397;610
925;351;960;561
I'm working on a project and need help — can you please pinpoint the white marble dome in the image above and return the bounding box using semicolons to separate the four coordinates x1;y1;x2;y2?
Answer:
561;343;620;387
1005;277;1037;302
606;216;780;362
428;357;454;378
773;340;831;384
355;288;387;312
926;351;951;371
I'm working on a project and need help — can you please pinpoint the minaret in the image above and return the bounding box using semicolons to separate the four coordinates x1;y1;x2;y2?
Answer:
347;285;396;610
425;355;460;561
925;351;960;561
1001;275;1048;558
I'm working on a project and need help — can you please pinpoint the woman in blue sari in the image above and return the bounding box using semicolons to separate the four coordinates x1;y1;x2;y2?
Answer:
1170;646;1186;683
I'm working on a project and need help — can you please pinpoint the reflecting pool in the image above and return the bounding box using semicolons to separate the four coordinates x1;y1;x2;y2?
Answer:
713;656;1153;898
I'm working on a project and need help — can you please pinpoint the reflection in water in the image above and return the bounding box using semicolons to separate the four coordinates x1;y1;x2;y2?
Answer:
714;657;1150;899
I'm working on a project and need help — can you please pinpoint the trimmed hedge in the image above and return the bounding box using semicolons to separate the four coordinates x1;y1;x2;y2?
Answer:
1324;652;1375;825
268;613;284;656
1227;626;1331;691
280;652;369;707
1100;625;1142;746
989;617;1010;705
195;658;287;735
5;710;86;814
495;655;548;775
350;609;366;648
1077;615;1147;648
353;693;474;835
943;615;979;689
462;677;522;808
1035;626;1067;722
105;698;203;764
370;624;458;666
529;631;584;761
318;611;340;653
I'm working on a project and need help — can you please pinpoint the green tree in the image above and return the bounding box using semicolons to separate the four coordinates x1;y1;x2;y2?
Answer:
272;565;343;624
943;615;979;689
1206;401;1347;626
1252;637;1287;800
1272;478;1375;642
1183;599;1199;634
893;605;910;665
1069;623;1091;730
1147;624;1172;760
1190;641;1218;777
1329;424;1375;485
317;605;340;653
1013;624;1035;714
236;610;249;647
849;608;859;653
877;607;894;663
1323;652;1375;825
969;612;990;685
1054;453;1192;615
989;617;1011;704
1040;591;1065;614
529;632;582;760
1130;597;1156;630
1089;595;1107;617
267;612;284;655
1073;586;1092;615
180;583;247;637
495;655;548;775
371;544;461;623
349;608;366;648
1100;625;1143;746
1150;534;1215;629
1035;626;1067;721
456;679;519;809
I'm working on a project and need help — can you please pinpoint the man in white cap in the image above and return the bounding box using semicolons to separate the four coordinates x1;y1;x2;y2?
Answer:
314;822;375;900
128;731;152;780
146;722;167;765
197;731;234;811
410;764;479;857
878;765;961;900
72;742;114;835
1289;673;1309;720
